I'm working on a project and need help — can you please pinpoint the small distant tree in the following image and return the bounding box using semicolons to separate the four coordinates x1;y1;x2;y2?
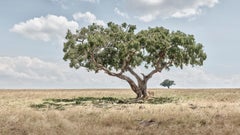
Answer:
160;79;175;89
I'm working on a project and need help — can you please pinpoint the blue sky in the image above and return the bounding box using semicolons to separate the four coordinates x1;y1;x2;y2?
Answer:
0;0;240;89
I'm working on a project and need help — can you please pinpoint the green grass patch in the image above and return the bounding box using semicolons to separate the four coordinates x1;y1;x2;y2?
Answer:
30;96;178;110
147;97;178;104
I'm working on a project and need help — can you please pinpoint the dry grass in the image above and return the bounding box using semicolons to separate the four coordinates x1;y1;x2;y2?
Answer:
0;89;240;135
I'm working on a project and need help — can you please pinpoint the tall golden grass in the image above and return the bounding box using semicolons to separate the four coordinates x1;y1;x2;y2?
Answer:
0;89;240;135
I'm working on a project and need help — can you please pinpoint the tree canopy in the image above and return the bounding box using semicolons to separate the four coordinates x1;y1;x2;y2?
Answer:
160;79;175;89
63;22;207;99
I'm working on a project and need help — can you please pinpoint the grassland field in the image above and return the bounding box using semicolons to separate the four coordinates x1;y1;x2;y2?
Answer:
0;88;240;135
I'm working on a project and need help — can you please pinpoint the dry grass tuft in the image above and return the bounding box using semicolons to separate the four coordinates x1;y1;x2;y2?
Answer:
0;88;240;135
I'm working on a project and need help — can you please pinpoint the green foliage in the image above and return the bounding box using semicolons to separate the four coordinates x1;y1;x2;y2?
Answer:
63;22;207;72
160;79;176;89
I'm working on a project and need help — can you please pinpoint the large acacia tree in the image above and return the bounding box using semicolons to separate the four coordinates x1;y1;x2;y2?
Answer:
63;22;207;99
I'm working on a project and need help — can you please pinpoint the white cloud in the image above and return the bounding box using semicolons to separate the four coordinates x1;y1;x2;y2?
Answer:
80;0;100;3
0;56;66;82
114;7;129;18
51;0;99;9
10;15;79;42
125;0;219;22
172;8;201;18
73;12;105;26
138;0;164;5
0;56;127;89
1;56;240;89
137;13;158;23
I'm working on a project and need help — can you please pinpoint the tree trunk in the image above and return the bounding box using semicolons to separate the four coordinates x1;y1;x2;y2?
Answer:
136;89;143;99
104;66;153;100
126;80;148;99
127;80;141;98
138;80;148;99
141;85;148;99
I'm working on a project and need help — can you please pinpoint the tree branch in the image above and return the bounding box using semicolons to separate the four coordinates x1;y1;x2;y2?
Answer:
90;51;139;94
145;61;172;81
118;50;136;74
101;66;139;94
128;67;143;83
144;50;172;81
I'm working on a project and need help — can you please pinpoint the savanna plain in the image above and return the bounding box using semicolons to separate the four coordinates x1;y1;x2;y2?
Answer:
0;89;240;135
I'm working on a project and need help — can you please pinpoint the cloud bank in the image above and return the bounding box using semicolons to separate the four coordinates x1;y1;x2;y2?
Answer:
10;15;79;42
124;0;219;22
80;0;100;3
0;56;239;89
0;56;126;89
73;12;105;26
114;7;129;18
51;0;100;9
10;12;105;42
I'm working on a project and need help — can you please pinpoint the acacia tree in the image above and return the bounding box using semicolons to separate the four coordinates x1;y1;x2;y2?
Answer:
63;22;207;99
160;79;175;89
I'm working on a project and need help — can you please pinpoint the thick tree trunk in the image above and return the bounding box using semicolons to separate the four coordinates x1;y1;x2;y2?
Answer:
125;80;142;99
136;90;143;99
142;88;148;99
129;80;148;99
115;75;149;99
139;81;148;99
127;81;148;99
